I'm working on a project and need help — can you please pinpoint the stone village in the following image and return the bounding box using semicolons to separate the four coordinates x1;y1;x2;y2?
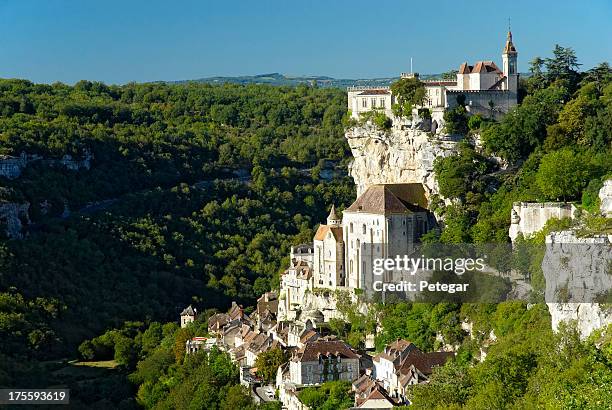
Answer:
171;30;612;410
1;29;609;409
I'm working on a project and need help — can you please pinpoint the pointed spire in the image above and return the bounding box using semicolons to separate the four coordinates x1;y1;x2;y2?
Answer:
327;205;340;225
503;29;517;54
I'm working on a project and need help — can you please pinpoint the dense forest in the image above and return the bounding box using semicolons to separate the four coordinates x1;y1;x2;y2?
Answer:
1;44;611;409
0;80;355;404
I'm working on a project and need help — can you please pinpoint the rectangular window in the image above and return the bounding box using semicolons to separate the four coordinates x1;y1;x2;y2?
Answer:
362;98;367;108
380;98;385;108
371;98;376;108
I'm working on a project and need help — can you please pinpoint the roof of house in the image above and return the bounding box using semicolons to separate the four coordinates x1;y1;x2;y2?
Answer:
293;243;314;253
344;184;428;215
208;312;230;330
314;224;343;242
181;305;196;316
353;376;396;408
257;292;279;317
294;337;359;362
458;61;503;75
425;80;457;87
398;351;454;376
357;89;391;96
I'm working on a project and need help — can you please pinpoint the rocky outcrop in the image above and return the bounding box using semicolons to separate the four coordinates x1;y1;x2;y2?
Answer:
0;202;30;239
0;150;92;180
547;303;611;339
599;179;612;217
544;230;612;338
345;122;460;198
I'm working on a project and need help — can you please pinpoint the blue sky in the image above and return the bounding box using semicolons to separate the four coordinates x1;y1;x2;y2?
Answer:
0;0;610;84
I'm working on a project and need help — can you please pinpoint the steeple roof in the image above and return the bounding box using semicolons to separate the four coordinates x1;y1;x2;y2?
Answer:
503;31;517;54
327;204;339;221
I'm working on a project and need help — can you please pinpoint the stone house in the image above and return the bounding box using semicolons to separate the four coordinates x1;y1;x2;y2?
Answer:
352;374;396;409
288;336;360;386
373;339;453;402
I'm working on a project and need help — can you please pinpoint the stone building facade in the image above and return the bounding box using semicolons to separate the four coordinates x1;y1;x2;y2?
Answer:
509;202;577;242
348;30;519;121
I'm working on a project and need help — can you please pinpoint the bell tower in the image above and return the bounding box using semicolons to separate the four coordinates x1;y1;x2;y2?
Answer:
502;28;518;93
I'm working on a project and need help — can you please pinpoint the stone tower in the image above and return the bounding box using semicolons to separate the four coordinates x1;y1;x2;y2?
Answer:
502;30;518;94
180;305;197;328
326;204;341;226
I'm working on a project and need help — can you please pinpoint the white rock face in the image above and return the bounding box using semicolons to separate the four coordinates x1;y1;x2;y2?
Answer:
547;303;611;339
345;122;460;198
0;202;30;239
544;230;612;338
599;179;612;217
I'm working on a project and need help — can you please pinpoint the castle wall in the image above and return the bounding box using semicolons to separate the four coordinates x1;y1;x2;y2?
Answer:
509;202;577;242
446;90;517;118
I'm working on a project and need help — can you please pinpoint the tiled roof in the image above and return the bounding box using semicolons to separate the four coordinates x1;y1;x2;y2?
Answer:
257;292;279;317
425;80;457;86
398;350;454;376
208;313;230;330
458;61;502;75
294;337;359;362
314;225;343;242
181;305;196;316
345;184;428;215
357;89;390;96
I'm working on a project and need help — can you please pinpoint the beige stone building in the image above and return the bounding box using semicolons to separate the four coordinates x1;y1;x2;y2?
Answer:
313;205;345;288
348;30;519;121
342;184;430;291
288;336;360;386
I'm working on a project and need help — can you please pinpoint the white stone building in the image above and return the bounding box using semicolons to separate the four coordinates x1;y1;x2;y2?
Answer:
348;30;519;120
348;87;394;119
342;184;430;291
278;259;314;321
313;205;345;288
509;202;577;242
288;336;360;386
180;305;196;328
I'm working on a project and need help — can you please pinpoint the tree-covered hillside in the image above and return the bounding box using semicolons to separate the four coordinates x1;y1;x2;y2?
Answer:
0;80;355;389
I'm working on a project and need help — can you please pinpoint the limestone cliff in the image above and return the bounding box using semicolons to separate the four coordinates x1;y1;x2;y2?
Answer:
0;202;30;239
345;122;460;198
600;179;612;217
544;230;612;338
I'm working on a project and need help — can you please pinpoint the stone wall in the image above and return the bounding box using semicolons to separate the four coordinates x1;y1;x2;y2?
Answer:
509;202;576;242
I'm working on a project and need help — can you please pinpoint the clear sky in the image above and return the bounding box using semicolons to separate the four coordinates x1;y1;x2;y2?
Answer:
1;0;610;84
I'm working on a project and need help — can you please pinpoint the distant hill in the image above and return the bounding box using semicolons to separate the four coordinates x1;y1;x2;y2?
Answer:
170;72;442;88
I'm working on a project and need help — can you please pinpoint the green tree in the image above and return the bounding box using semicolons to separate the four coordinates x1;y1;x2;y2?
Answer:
535;148;589;200
255;348;287;382
390;77;426;118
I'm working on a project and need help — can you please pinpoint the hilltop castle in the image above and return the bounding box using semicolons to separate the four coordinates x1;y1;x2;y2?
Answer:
348;30;519;122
